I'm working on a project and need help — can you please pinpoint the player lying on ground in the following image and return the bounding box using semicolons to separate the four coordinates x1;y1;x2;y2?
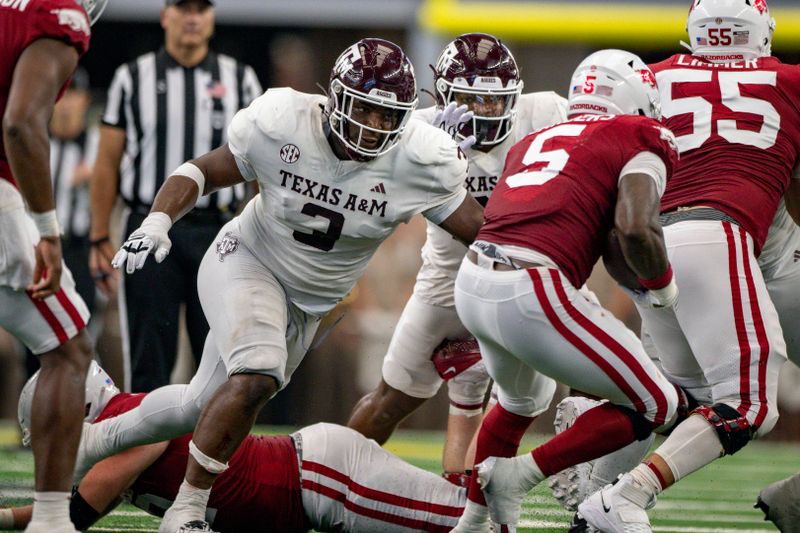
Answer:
4;362;466;533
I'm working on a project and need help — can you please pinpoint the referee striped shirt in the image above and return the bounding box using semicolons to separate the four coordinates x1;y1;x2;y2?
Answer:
102;48;262;212
50;127;99;239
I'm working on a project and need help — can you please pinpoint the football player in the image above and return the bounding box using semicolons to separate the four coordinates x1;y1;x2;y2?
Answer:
0;1;106;532
4;364;467;533
347;32;565;485
755;472;800;532
75;38;484;533
450;49;683;532
578;1;797;531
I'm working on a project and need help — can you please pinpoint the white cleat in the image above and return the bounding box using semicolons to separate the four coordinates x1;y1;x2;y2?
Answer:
449;522;493;533
755;473;800;533
159;508;210;533
476;456;530;526
176;521;218;533
578;474;655;533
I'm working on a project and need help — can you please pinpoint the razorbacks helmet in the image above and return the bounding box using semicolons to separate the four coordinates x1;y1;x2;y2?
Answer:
327;38;418;161
687;0;775;62
433;33;522;147
77;0;109;25
567;49;661;120
18;360;119;447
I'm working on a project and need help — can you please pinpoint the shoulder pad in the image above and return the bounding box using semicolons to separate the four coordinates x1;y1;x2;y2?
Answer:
401;119;461;166
249;88;326;140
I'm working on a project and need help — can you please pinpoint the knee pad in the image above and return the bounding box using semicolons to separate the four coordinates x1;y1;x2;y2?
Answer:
447;363;491;417
693;404;755;456
619;406;654;442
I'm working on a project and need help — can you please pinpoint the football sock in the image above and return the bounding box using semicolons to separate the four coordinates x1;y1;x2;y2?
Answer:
30;492;71;526
649;414;723;484
532;403;638;476
468;404;534;505
170;480;211;519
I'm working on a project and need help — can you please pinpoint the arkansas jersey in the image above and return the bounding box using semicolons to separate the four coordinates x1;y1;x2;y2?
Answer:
478;114;679;288
411;92;567;306
227;88;468;316
94;393;308;533
0;0;91;186
650;54;800;251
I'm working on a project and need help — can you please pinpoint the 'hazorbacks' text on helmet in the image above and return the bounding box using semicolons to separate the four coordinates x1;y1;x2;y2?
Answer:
433;33;522;147
18;360;119;447
568;49;661;120
327;38;418;160
686;0;775;62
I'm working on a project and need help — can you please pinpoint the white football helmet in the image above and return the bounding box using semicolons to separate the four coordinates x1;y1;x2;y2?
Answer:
567;49;661;120
77;0;108;25
18;360;119;447
686;0;775;62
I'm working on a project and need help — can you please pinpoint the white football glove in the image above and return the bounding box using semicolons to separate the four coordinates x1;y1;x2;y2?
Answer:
432;101;477;152
620;278;679;309
112;212;173;274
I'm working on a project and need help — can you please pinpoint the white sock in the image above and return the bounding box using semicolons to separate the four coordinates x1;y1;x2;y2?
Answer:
629;463;664;501
516;453;546;488
30;492;71;525
651;414;723;482
170;480;211;519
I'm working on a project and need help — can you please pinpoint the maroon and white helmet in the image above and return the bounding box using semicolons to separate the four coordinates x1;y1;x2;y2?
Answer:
433;33;523;147
77;0;108;25
327;38;418;160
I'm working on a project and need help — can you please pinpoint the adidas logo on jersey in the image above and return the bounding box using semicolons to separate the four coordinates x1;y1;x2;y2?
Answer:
370;183;386;194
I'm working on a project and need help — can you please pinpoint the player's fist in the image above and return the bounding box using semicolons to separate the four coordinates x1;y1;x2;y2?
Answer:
112;212;173;274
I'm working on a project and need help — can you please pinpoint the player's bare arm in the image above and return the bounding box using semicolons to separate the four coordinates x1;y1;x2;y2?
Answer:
614;172;669;280
113;144;245;273
438;194;484;246
89;125;126;295
1;442;168;530
4;38;79;299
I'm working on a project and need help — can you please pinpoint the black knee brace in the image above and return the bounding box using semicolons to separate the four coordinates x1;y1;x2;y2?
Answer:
694;404;755;455
620;406;654;442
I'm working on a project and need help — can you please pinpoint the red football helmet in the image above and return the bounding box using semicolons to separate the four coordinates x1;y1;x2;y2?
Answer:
432;33;523;147
327;38;418;160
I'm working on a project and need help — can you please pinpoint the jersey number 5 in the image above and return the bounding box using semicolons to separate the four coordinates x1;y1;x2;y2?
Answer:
657;69;780;152
505;124;587;188
292;203;344;251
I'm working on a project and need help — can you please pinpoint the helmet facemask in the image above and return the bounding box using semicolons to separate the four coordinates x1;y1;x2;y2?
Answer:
328;79;417;160
435;77;522;147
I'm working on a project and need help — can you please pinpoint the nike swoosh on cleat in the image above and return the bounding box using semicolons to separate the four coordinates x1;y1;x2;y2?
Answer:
601;492;612;513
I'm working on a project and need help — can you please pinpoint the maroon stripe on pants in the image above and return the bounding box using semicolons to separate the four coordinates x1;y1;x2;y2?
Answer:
26;292;68;344
55;288;86;331
723;222;753;417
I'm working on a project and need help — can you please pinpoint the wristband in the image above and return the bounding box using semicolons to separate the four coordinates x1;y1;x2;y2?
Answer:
140;212;173;235
30;210;61;238
638;265;673;290
0;508;13;529
172;162;206;203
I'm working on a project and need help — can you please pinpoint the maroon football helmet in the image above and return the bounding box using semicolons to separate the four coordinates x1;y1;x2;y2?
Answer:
327;38;418;160
433;33;522;147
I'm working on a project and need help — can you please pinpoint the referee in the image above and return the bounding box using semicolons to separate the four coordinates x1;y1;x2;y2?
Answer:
89;0;262;392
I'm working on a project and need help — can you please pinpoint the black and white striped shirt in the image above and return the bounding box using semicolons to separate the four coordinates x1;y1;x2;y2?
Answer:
102;48;262;212
50;128;99;239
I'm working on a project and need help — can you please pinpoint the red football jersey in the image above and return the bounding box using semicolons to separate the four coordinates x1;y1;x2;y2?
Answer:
0;0;91;186
478;114;678;288
650;54;800;251
94;394;309;533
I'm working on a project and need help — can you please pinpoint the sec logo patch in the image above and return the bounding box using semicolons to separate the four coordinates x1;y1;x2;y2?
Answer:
280;144;300;164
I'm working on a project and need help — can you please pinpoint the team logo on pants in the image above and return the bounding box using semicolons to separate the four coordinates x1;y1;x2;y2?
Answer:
216;232;239;262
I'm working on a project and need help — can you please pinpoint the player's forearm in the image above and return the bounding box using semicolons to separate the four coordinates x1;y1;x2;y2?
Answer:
150;175;200;222
617;225;670;280
90;159;121;240
3;118;55;213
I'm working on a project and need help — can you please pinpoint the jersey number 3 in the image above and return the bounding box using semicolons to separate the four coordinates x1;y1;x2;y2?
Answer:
292;203;344;251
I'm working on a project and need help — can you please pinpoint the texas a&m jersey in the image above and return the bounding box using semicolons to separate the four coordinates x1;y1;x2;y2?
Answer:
650;54;800;251
411;92;567;306
227;88;468;316
478;114;679;288
0;0;90;186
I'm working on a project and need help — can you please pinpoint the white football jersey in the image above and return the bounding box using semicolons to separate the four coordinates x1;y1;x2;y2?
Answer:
227;88;468;316
412;91;568;307
759;198;800;280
